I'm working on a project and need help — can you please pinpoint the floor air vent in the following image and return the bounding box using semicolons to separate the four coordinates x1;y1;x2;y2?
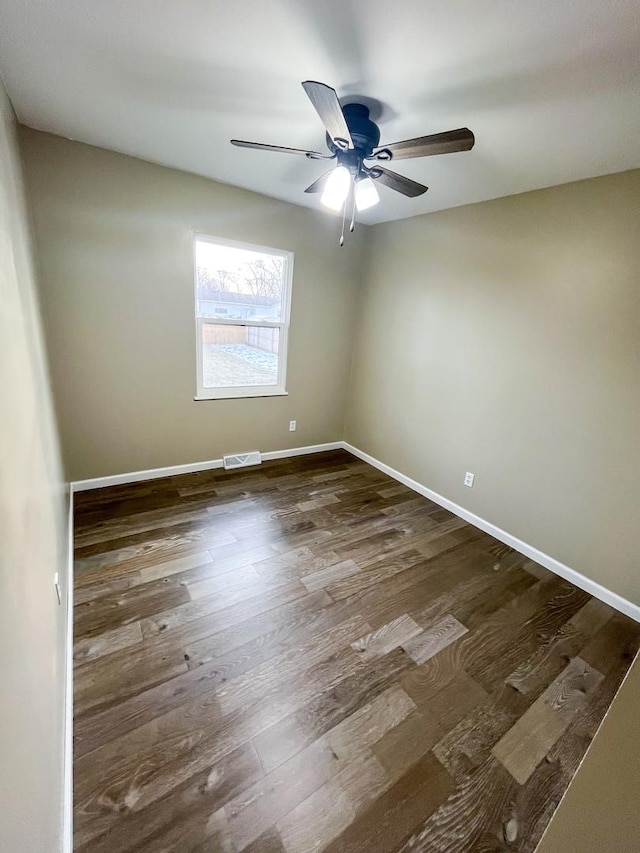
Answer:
223;451;262;470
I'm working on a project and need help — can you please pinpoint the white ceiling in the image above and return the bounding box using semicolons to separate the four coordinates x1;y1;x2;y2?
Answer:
1;0;638;224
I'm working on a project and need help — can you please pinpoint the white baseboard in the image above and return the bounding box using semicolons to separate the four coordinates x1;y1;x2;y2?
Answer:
71;458;224;492
62;487;74;853
341;442;640;624
70;442;344;492
262;442;343;462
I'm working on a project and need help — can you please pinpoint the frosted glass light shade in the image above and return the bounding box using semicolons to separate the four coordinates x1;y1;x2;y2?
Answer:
355;177;380;211
321;166;351;211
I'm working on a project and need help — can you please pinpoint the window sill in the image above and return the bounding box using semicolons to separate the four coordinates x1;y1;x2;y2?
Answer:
194;388;289;401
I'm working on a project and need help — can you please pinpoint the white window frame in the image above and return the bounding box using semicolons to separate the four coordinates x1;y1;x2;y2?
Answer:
193;234;293;400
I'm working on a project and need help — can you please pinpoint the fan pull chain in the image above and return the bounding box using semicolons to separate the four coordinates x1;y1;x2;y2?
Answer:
350;189;356;233
339;196;347;246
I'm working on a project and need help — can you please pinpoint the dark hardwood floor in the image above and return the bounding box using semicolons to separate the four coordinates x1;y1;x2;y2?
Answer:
73;450;640;852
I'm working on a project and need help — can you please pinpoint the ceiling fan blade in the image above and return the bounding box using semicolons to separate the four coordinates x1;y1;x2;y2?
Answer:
370;167;428;197
231;139;329;159
301;81;353;148
375;128;475;160
304;170;333;194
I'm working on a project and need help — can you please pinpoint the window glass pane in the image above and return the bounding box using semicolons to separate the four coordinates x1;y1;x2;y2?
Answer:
195;239;286;321
201;324;280;388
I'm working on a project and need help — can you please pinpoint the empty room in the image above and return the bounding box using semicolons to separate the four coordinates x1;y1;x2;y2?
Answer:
1;1;639;851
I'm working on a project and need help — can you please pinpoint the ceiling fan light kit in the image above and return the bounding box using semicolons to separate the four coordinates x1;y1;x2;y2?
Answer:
321;165;351;211
231;81;475;243
355;176;380;211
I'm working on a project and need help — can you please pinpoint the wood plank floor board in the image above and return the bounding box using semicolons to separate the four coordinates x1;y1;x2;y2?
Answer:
74;696;237;845
73;621;143;666
324;527;408;566
73;488;182;526
387;497;456;527
351;614;423;662
401;614;468;665
76;638;381;843
377;484;413;499
140;579;307;642
415;669;491;735
241;829;286;853
325;683;416;762
546;651;636;780
182;594;354;687
212;511;330;546
74;537;242;588
73;518;238;563
137;549;215;584
541;656;604;722
73;451;640;853
433;681;530;779
206;540;281;571
76;592;338;751
252;547;343;581
321;751;452;853
579;611;640;674
182;589;334;668
395;756;519;853
185;562;280;601
139;578;310;637
468;584;592;694
505;751;569;853
74;647;386;845
492;656;605;785
216;612;372;715
74;651;229;757
412;561;538;635
251;648;415;774
372;709;444;781
74;581;192;640
76;549;256;621
269;524;336;555
399;643;465;704
223;737;341;850
73;571;142;606
76;742;262;853
276;750;390;853
74;643;190;720
491;699;568;786
504;621;587;696
323;551;430;601
296;493;342;511
73;505;212;550
73;593;333;755
330;537;501;631
453;576;582;689
381;495;436;518
300;558;361;592
413;526;482;561
567;595;617;636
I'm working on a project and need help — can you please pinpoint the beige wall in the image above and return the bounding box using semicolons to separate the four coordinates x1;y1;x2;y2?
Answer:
0;87;68;850
345;170;640;605
19;128;366;481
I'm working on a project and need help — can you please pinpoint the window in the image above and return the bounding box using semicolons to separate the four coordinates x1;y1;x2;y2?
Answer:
194;235;293;399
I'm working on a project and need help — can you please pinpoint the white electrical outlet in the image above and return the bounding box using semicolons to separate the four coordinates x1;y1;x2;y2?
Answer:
289;420;297;431
464;472;475;488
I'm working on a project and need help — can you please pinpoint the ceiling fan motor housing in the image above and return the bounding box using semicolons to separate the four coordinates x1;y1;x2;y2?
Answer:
327;103;381;157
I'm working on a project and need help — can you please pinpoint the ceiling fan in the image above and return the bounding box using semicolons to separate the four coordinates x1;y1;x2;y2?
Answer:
231;81;475;242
